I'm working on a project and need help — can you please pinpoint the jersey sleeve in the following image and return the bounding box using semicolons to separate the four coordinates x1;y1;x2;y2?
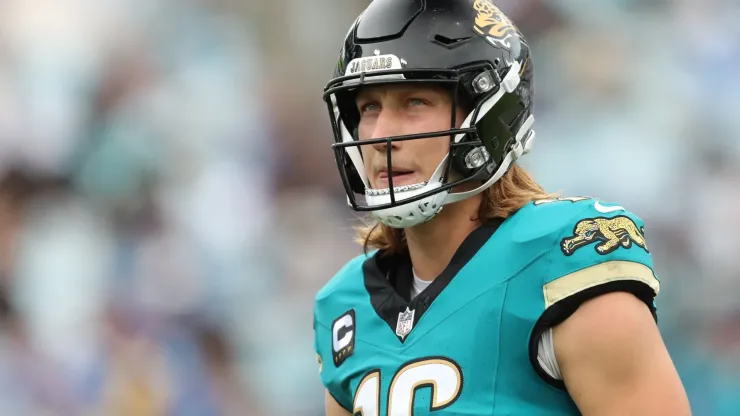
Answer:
313;299;354;412
529;200;661;388
311;254;369;412
542;201;659;319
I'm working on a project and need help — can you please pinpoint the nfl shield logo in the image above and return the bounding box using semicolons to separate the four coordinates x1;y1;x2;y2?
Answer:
395;307;415;339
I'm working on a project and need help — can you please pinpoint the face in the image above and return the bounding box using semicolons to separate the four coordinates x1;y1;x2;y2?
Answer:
355;84;468;190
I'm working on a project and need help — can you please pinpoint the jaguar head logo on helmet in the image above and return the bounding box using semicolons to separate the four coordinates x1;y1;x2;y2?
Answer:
472;0;520;47
323;0;540;247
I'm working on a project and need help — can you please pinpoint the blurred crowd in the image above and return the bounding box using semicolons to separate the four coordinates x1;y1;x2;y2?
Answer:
0;0;737;414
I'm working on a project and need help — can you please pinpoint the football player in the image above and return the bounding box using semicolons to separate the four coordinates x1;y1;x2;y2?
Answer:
313;0;691;415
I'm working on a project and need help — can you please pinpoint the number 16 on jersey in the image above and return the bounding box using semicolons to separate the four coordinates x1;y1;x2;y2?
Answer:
353;357;463;415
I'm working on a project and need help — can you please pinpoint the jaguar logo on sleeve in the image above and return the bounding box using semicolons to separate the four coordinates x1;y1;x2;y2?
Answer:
561;216;649;256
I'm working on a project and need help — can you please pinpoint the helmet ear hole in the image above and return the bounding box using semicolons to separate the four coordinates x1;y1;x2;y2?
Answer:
346;162;366;194
340;142;366;194
335;91;361;133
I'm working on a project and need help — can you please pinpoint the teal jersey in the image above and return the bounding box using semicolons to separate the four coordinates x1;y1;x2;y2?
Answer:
313;197;660;415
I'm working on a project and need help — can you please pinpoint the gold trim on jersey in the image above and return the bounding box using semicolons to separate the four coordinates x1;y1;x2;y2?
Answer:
543;261;659;309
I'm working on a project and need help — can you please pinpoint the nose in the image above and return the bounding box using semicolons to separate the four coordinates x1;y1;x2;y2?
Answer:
369;109;403;152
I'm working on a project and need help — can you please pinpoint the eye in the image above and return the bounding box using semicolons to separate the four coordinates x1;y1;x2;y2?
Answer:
358;101;380;113
408;97;430;107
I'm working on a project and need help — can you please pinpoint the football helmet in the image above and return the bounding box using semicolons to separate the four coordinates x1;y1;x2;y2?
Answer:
323;0;535;228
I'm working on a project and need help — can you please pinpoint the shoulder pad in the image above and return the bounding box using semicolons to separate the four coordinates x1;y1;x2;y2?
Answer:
314;252;370;324
508;196;596;243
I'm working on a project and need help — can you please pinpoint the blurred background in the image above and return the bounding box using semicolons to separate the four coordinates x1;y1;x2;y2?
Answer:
0;0;736;414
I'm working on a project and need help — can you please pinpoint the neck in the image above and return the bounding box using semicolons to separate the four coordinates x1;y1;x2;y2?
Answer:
405;195;482;281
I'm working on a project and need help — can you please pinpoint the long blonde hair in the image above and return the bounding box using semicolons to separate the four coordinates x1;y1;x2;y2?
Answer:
355;164;555;254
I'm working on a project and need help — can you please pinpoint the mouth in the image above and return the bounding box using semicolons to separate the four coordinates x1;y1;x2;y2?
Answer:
377;169;416;187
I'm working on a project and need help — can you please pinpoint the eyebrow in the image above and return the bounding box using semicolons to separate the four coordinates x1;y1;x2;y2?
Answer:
356;86;447;101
